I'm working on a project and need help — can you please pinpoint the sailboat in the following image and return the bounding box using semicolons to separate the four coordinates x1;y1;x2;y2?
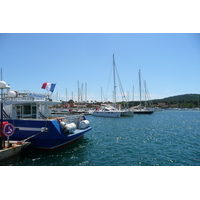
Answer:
133;70;154;114
92;54;134;117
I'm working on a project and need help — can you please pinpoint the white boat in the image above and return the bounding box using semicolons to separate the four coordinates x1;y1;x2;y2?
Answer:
92;55;134;118
133;70;154;114
92;105;121;117
121;109;134;117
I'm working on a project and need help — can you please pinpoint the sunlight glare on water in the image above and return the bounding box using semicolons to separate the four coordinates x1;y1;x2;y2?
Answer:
3;110;200;166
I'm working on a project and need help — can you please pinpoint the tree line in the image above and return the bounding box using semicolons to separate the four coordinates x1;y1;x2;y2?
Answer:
58;94;200;109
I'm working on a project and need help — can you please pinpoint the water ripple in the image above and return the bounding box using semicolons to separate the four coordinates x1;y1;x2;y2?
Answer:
3;110;200;166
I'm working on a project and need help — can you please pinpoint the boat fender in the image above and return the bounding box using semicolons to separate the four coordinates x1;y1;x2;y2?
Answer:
59;121;69;134
65;123;77;133
70;123;76;132
79;120;89;129
59;120;77;134
59;121;66;130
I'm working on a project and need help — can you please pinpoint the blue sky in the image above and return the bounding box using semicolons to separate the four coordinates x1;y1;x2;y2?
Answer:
1;1;200;103
0;33;200;102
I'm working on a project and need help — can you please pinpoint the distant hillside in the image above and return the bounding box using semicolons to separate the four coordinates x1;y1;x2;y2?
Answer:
153;94;200;103
152;94;200;108
127;94;200;108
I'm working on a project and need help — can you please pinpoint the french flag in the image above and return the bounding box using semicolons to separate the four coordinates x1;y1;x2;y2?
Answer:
41;82;56;92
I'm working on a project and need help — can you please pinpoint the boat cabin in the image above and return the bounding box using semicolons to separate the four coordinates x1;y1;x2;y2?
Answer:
3;91;59;120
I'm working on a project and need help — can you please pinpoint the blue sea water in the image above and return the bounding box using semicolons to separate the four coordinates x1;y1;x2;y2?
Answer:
3;110;200;166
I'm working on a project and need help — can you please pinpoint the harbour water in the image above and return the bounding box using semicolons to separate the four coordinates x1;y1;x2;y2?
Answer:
2;110;200;166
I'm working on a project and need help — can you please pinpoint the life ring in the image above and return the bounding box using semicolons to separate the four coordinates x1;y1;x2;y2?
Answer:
80;116;86;121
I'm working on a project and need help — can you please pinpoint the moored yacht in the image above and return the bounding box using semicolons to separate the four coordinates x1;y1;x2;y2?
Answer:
92;105;121;117
92;54;134;118
1;81;92;150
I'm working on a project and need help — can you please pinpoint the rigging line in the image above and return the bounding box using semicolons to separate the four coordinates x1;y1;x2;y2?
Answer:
113;54;117;105
101;88;106;103
105;61;113;101
139;71;146;103
140;71;152;107
145;82;153;107
115;64;128;104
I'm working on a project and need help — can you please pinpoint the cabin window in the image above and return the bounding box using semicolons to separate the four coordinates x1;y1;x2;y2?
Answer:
15;104;37;118
24;105;31;115
32;105;37;118
16;105;22;118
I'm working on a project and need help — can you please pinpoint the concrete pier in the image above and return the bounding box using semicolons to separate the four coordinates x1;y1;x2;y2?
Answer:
0;141;31;164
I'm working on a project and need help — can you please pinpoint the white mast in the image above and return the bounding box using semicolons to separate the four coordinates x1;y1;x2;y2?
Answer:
139;69;142;106
77;81;80;104
71;91;73;100
113;54;117;107
85;83;87;102
66;88;68;102
81;83;83;103
144;80;147;108
101;87;102;103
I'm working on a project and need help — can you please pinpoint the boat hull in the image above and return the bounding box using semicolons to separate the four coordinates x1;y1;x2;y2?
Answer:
134;110;154;114
121;111;134;117
92;111;121;117
5;119;92;150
